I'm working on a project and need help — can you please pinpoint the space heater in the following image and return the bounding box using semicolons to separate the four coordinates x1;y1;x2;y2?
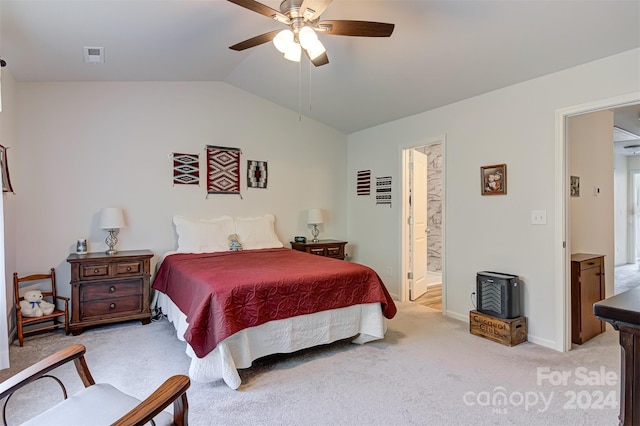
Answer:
476;271;521;319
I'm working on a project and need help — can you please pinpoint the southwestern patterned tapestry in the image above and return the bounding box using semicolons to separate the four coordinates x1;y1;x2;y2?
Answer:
172;153;199;185
376;176;392;207
206;145;241;197
357;169;371;196
247;160;268;189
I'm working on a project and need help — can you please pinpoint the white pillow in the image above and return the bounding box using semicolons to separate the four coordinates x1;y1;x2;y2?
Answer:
173;215;235;253
233;214;283;250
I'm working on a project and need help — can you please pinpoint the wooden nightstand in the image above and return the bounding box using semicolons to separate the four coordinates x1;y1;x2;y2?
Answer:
66;249;153;335
290;239;347;260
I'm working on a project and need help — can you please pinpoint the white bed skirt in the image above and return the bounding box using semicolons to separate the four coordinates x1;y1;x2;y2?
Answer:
155;292;387;389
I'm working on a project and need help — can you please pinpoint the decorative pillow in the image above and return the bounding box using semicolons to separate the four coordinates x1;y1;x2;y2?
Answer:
173;215;235;253
233;214;283;250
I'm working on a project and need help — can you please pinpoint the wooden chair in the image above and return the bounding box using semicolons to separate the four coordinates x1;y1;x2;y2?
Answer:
13;268;69;346
0;344;190;426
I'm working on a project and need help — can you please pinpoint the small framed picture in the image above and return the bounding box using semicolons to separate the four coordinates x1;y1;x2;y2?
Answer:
570;176;580;197
481;164;506;195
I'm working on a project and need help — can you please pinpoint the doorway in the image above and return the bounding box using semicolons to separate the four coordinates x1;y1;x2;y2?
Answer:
402;141;444;311
615;169;640;294
558;93;640;352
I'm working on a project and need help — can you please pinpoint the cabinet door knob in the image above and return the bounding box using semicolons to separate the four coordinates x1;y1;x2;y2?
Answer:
109;303;116;309
109;286;116;293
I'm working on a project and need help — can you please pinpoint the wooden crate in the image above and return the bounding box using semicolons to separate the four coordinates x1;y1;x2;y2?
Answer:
469;310;527;347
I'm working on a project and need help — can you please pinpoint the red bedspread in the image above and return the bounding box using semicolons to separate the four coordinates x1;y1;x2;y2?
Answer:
152;248;396;358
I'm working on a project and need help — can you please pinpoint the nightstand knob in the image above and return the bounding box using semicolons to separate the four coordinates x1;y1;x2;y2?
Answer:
109;303;116;309
126;266;131;271
109;286;116;293
94;269;99;274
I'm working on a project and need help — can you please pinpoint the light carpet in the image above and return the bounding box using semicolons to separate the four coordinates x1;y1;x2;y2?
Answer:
0;302;621;425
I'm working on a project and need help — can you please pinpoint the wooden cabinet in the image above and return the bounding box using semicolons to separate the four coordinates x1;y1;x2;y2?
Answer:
571;253;606;344
290;239;347;260
594;286;640;426
67;250;153;335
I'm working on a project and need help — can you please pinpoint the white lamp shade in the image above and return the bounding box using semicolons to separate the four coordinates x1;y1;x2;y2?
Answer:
99;207;126;229
283;42;301;62
305;39;326;60
273;30;294;54
298;26;318;50
307;208;323;224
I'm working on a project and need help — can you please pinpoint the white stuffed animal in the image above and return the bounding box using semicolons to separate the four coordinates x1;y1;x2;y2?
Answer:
19;290;55;317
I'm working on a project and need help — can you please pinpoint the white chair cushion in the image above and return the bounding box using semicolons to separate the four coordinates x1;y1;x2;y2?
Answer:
21;383;173;426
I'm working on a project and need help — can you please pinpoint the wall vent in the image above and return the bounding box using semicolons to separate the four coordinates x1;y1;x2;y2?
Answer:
83;46;104;64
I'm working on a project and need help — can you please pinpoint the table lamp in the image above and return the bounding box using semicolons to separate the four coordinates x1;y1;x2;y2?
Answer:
99;207;125;255
307;208;323;243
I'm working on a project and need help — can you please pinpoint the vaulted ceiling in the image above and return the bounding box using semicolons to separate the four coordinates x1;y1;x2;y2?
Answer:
1;0;639;134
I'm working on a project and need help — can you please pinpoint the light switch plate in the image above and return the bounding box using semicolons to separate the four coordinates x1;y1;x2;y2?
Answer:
531;210;547;225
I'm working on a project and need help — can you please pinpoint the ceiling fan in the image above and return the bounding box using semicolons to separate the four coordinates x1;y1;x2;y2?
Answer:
227;0;395;66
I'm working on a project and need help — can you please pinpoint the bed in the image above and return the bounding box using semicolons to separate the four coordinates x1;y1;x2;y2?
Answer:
152;214;397;389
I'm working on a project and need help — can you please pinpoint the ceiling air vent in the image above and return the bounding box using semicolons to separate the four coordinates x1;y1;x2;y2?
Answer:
83;46;104;64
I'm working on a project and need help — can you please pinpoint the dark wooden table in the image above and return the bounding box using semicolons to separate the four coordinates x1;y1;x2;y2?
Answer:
594;286;640;426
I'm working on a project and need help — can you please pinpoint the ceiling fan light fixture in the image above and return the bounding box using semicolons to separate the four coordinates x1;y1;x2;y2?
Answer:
306;39;326;60
298;25;318;50
273;29;294;54
283;42;302;62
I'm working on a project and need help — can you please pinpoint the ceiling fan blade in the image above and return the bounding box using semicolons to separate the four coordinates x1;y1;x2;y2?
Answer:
317;20;395;37
227;0;289;23
229;29;281;51
300;0;333;21
306;50;329;67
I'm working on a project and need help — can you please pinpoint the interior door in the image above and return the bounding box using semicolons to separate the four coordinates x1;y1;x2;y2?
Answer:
410;150;429;300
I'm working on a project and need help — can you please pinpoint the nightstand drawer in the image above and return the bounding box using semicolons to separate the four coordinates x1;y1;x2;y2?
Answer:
81;264;109;279
81;296;143;318
81;280;142;301
308;247;325;256
325;246;343;258
115;261;143;276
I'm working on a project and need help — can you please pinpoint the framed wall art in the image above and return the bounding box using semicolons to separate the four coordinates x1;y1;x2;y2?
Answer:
570;176;580;197
480;164;506;196
0;144;14;193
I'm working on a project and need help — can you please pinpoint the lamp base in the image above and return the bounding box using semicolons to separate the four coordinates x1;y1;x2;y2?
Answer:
105;229;119;256
311;224;320;243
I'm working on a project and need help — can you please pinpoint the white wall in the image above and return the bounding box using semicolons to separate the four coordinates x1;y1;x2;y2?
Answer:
0;67;16;366
1;69;17;341
569;110;615;296
613;153;628;266
347;48;640;350
12;82;348;304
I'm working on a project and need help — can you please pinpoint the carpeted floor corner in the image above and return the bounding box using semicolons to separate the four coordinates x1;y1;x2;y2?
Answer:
0;301;621;425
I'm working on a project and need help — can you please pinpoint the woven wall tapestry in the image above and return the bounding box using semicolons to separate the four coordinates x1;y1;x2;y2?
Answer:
172;153;199;185
206;145;241;197
0;145;14;193
357;169;371;195
376;176;392;207
247;160;268;189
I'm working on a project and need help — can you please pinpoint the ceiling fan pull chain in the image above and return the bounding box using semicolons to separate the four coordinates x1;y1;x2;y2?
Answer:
298;59;302;122
308;62;312;113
